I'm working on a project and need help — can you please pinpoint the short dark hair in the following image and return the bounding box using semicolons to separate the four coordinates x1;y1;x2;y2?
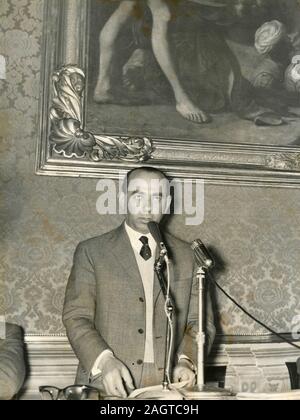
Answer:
122;167;169;193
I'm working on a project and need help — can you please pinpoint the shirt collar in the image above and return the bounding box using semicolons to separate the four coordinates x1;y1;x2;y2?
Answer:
125;222;157;252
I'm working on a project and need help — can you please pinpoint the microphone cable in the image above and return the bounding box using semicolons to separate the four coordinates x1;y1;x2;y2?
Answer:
164;257;174;385
207;273;300;352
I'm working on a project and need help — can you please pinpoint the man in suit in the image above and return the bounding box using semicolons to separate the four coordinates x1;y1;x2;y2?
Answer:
63;167;216;398
0;323;26;400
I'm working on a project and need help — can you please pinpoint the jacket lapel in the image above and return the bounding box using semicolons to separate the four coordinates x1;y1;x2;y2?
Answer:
110;223;145;298
109;223;171;308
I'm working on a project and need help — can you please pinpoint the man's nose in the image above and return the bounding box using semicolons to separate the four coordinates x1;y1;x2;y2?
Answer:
143;201;152;214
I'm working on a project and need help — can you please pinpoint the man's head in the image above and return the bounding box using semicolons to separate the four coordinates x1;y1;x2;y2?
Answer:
122;167;172;234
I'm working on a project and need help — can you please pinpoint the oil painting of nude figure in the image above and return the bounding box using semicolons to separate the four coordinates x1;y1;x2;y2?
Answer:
86;0;300;146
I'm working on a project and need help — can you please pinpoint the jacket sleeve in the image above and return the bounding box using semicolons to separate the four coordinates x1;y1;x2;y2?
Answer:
177;267;216;366
0;324;25;400
62;243;112;375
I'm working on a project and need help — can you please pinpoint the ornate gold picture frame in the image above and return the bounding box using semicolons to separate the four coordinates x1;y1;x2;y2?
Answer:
36;0;300;186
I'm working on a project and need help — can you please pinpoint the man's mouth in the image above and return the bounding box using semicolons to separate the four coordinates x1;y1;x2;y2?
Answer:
139;217;153;223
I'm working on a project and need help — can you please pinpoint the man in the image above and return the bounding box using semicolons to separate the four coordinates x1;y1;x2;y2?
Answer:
0;323;26;400
63;167;216;398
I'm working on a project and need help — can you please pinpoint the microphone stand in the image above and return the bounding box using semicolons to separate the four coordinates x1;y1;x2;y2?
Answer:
154;243;174;392
181;264;233;400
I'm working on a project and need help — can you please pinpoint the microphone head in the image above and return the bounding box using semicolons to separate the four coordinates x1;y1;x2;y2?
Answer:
148;222;163;245
191;239;214;269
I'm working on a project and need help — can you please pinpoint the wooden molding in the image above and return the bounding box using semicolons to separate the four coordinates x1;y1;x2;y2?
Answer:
19;335;300;399
20;335;77;400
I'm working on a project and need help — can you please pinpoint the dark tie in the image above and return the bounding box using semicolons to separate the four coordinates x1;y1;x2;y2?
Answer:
139;236;152;261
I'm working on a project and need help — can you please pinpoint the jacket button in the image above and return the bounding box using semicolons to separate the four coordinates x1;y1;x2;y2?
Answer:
139;297;144;303
138;329;144;334
137;359;143;365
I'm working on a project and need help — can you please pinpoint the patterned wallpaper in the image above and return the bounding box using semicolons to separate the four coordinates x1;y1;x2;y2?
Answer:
1;0;300;336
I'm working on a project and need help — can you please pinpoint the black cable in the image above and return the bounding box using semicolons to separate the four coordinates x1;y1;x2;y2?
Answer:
209;274;300;352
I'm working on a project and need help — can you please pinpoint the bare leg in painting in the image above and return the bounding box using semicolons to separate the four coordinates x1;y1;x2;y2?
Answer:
94;1;137;103
147;0;210;123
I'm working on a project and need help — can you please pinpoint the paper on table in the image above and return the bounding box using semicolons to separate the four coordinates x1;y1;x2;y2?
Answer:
128;381;190;400
236;390;300;401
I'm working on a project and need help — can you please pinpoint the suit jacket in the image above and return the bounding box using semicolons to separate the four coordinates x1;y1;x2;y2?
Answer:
63;223;216;388
0;324;25;400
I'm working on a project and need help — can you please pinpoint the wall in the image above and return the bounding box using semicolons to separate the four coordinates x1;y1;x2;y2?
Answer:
1;0;300;338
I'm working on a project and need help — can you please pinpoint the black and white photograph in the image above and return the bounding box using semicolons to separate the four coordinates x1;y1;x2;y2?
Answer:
1;0;300;405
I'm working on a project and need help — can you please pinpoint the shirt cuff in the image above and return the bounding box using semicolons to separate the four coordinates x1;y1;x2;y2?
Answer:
91;349;114;377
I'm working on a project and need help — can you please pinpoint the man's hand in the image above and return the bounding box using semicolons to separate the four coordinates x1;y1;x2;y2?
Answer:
98;353;135;398
173;359;196;388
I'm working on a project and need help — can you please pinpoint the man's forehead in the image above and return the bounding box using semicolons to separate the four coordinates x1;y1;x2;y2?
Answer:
127;171;169;187
127;176;169;192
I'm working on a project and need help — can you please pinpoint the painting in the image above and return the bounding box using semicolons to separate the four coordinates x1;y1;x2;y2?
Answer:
36;0;300;186
88;0;300;144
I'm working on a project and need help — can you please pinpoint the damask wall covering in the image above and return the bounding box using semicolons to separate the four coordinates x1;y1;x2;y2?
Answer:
1;0;300;336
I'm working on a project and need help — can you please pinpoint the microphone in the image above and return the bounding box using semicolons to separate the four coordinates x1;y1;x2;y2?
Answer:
147;224;174;392
147;221;170;298
148;221;169;266
191;239;214;270
148;221;164;247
